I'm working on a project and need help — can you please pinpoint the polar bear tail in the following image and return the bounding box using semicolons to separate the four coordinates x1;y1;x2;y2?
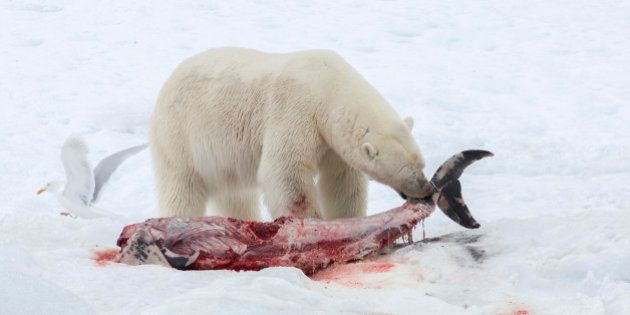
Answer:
428;150;493;229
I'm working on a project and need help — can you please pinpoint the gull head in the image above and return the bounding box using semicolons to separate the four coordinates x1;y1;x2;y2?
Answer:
37;181;64;195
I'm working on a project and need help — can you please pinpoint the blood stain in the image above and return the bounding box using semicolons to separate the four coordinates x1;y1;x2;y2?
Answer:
92;248;119;266
360;263;395;273
311;262;395;288
290;195;308;215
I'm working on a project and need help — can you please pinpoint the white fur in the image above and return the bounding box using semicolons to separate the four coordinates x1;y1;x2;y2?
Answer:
149;47;430;220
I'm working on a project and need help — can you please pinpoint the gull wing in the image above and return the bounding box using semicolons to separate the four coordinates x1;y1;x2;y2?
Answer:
92;143;148;203
60;136;95;206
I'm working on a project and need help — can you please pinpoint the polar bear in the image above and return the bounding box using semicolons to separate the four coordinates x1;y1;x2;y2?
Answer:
149;48;433;221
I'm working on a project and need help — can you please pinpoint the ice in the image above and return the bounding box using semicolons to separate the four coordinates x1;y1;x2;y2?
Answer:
1;0;629;313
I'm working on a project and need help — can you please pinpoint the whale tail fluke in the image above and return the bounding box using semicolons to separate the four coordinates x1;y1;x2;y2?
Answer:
429;150;493;229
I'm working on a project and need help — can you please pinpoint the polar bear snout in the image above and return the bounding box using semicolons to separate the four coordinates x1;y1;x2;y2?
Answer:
400;175;434;199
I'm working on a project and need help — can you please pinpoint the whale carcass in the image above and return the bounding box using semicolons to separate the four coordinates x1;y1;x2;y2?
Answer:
115;150;492;274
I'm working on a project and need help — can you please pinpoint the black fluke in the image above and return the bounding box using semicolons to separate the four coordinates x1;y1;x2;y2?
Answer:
437;179;479;228
430;150;493;229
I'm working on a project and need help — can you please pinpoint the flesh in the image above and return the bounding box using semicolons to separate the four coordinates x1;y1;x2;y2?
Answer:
116;201;434;274
115;150;492;274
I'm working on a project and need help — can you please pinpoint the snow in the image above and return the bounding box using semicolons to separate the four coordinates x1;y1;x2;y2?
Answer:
1;0;629;314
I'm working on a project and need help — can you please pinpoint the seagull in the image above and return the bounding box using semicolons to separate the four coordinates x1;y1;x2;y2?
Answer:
37;136;148;219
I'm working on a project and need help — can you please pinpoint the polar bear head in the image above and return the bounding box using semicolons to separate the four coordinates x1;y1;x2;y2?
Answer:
359;117;434;199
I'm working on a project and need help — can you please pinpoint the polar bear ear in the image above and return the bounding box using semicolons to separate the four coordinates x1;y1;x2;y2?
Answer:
361;143;378;160
404;117;414;131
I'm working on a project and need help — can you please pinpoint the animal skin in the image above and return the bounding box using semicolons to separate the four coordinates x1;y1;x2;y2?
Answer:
115;150;492;274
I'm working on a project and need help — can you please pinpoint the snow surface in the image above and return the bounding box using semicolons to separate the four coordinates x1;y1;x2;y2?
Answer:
1;0;629;314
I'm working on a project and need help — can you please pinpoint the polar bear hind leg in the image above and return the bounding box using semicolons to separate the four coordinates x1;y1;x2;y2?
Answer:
152;148;209;218
317;150;368;220
211;190;261;221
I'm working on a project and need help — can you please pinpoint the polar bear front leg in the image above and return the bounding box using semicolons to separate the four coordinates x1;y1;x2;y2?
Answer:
258;132;322;219
259;160;321;219
317;150;368;219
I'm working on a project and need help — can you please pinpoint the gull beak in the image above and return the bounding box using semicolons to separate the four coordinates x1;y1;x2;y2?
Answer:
36;188;46;195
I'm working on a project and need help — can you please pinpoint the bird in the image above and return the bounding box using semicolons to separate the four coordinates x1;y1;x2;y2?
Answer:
37;135;148;219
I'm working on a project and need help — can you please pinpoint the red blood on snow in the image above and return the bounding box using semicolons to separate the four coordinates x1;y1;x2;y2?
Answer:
92;248;119;266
